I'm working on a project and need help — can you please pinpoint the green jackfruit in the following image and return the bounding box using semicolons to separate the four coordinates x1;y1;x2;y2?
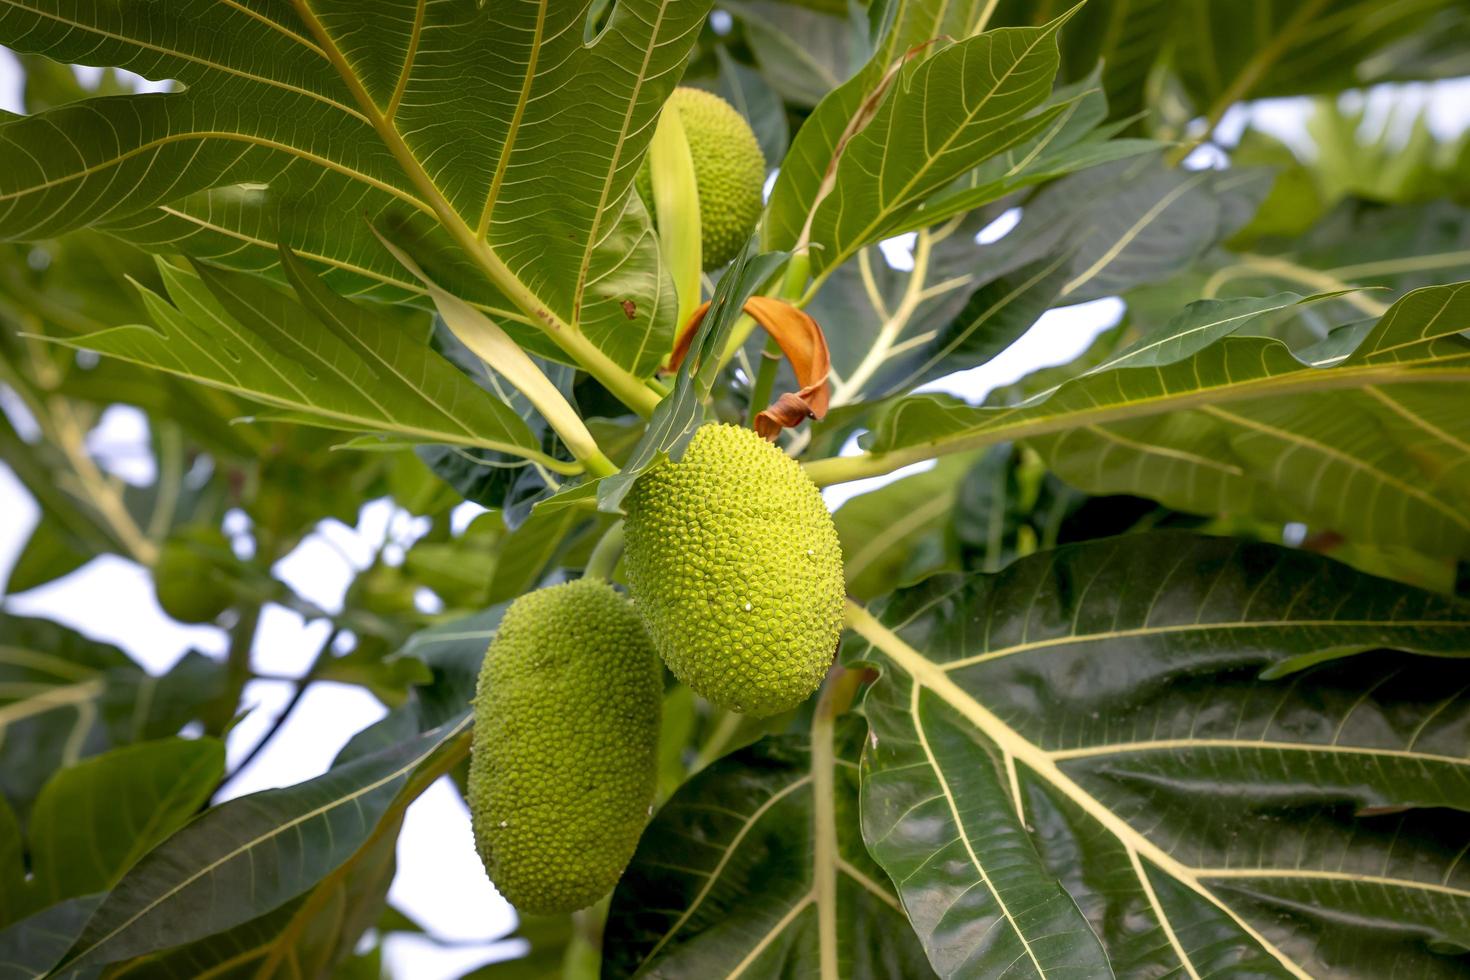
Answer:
623;424;844;717
637;87;766;269
467;578;661;914
153;526;236;624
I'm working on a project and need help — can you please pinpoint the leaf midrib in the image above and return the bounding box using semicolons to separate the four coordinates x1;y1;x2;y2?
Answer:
846;602;1314;980
60;716;472;972
807;351;1470;485
46;330;575;472
287;0;569;335
827;26;1064;266
0;1;367;122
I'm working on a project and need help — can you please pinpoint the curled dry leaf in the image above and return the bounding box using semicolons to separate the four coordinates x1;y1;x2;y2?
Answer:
670;297;831;440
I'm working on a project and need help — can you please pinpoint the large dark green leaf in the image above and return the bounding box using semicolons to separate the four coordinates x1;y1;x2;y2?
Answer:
807;282;1470;560
976;155;1272;305
50;716;470;973
605;712;935;977
0;894;103;980
815;153;1267;409
104;818;401;980
24;737;224;911
0;616;221;819
844;533;1470;977
727;0;860;108
0;0;708;381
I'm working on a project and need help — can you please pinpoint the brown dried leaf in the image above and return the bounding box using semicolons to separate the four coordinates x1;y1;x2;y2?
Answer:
669;298;831;441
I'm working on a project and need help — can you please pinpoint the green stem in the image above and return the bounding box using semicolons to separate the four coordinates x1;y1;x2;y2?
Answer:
802;357;1467;487
208;603;262;737
583;520;625;582
809;665;862;980
746;336;783;427
719;250;813;367
690;709;744;773
566;895;611;978
146;421;185;542
215;627;340;798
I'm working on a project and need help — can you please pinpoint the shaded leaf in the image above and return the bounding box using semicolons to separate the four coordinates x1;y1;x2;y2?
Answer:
605;715;935;977
844;533;1470;977
729;1;859;108
834;454;976;600
0;616;134;817
107;817;401;980
52;716;470;972
5;513;90;594
26;737;224;910
0;895;103;980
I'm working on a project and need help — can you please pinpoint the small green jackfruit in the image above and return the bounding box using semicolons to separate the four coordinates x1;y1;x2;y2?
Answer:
636;87;766;270
153;526;236;624
623;424;844;717
467;578;661;914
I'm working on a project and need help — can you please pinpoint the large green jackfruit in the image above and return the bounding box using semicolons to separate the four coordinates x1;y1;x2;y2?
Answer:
623;424;844;717
636;86;766;269
467;578;661;914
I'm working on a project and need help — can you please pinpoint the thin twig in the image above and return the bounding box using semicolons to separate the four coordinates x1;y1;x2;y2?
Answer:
214;627;340;797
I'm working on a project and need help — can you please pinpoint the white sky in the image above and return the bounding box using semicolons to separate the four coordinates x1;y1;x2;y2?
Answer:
0;47;1466;980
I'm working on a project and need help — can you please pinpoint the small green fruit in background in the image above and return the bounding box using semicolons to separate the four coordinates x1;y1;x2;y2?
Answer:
346;562;420;618
637;86;766;270
623;424;845;717
467;578;662;914
153;526;237;624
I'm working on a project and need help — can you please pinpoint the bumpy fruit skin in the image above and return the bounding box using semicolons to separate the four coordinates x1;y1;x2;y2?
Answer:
637;87;766;270
623;424;844;717
467;579;662;914
153;527;235;624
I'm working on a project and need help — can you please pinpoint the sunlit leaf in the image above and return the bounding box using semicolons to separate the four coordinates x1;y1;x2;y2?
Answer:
809;282;1470;559
768;15;1076;273
47;258;559;467
0;1;709;379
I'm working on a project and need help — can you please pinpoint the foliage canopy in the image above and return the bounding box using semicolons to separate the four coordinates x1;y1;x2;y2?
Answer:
0;1;1468;977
